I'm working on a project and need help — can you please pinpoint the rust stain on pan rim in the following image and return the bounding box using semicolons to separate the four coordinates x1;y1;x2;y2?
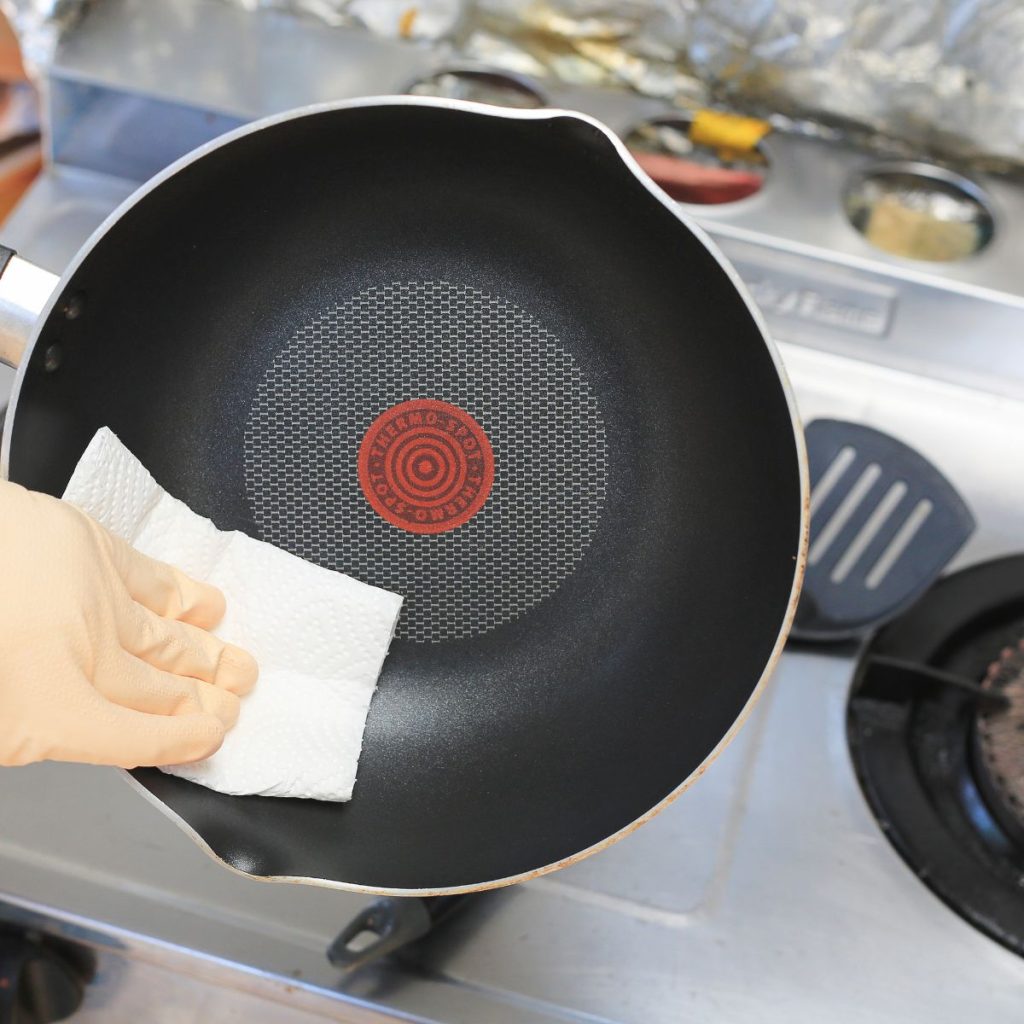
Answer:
5;96;809;894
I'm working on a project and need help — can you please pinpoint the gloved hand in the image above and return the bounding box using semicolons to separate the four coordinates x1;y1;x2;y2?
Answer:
0;480;257;768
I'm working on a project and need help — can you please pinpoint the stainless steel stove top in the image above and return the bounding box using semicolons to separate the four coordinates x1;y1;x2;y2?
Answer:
2;1;1024;1019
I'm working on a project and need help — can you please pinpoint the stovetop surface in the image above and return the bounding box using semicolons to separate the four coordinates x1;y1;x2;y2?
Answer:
2;170;1024;1023
4;43;1024;1014
4;648;1024;1022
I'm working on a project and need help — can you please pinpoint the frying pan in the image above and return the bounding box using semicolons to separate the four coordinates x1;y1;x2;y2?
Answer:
0;97;807;895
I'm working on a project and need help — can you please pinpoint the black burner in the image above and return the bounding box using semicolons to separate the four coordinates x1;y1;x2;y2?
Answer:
849;554;1024;956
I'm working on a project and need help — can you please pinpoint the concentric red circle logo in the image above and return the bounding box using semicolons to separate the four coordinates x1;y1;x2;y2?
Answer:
357;399;495;534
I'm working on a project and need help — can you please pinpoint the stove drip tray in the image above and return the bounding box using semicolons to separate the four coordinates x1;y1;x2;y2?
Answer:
849;555;1024;956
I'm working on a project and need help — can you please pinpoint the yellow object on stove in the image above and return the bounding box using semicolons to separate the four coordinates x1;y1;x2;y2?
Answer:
689;110;771;161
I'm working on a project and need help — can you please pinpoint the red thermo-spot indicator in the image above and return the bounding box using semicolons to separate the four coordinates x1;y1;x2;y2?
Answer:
357;399;495;534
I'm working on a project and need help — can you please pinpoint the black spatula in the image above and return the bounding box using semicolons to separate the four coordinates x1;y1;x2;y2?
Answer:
791;419;975;641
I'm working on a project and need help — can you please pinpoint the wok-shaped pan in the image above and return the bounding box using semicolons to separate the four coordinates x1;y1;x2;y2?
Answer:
0;98;807;894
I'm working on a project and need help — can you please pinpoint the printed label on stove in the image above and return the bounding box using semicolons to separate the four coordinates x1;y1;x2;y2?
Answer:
733;260;895;338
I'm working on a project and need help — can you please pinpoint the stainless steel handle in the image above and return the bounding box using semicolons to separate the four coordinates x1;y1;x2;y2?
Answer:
0;246;60;369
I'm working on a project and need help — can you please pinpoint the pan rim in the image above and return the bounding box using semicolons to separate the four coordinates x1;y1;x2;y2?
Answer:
1;95;809;894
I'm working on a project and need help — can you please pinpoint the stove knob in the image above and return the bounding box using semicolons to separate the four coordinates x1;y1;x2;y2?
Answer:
0;929;89;1024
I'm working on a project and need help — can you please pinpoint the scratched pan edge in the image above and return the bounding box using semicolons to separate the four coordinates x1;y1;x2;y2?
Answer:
1;98;808;894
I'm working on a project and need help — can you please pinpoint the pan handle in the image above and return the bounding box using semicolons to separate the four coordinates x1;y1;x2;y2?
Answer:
327;897;432;973
326;895;469;973
0;245;60;370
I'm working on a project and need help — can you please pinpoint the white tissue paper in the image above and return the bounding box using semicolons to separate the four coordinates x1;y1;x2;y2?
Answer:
62;427;403;802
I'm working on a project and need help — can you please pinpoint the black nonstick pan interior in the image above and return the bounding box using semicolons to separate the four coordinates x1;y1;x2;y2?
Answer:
7;103;804;891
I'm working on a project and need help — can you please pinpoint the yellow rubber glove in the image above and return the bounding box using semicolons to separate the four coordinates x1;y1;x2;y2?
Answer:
0;480;257;768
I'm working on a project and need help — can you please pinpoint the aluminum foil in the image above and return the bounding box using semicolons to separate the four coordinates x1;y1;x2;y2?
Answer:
463;1;1024;166
223;0;463;39
464;2;708;104
682;0;1024;167
0;0;91;73
11;0;1024;166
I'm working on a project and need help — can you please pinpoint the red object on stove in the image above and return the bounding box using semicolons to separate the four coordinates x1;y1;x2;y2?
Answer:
630;151;763;204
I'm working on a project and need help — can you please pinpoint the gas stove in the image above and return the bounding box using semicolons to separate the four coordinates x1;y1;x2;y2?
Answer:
2;1;1024;1021
850;555;1024;957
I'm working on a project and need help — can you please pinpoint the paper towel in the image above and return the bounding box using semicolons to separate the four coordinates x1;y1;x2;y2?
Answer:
62;427;403;802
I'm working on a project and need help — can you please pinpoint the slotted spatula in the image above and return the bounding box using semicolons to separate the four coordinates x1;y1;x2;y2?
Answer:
791;419;975;641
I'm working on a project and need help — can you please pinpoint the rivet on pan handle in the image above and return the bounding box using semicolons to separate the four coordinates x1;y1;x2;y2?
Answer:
326;895;468;973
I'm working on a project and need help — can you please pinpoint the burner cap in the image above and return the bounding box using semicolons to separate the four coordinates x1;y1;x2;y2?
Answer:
976;638;1024;846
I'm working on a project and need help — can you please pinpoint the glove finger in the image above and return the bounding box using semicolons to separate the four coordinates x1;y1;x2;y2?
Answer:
106;532;226;629
96;652;240;729
119;603;257;696
45;690;227;768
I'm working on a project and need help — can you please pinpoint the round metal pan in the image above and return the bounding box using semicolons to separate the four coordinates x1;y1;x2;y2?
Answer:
0;98;807;894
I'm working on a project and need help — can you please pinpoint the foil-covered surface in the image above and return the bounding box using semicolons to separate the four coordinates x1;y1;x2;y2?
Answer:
463;1;1024;167
0;0;91;73
683;0;1024;167
222;0;463;39
464;2;707;103
10;0;1024;166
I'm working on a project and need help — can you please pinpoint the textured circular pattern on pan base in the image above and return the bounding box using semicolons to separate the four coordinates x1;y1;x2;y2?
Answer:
244;281;607;643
